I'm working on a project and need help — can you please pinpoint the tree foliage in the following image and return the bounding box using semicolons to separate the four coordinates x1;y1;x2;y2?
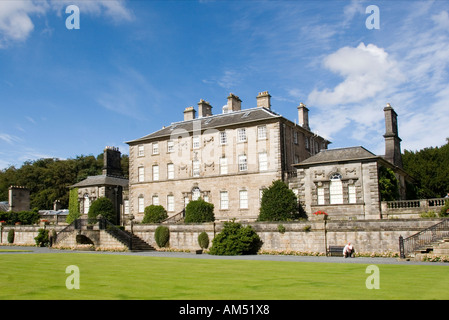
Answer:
258;180;302;221
209;220;262;255
0;153;129;210
67;187;80;224
378;166;400;201
88;197;115;224
402;139;449;198
142;205;168;223
184;198;215;223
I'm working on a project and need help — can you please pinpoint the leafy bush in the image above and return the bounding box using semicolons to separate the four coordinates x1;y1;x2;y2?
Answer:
185;199;214;223
88;197;115;224
142;205;168;223
7;229;14;244
154;225;170;248
209;221;262;255
198;231;209;249
440;200;449;217
67;187;81;224
34;228;49;247
258;180;302;221
0;210;40;225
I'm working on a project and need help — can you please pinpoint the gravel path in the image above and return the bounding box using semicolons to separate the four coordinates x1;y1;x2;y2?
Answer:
2;245;448;266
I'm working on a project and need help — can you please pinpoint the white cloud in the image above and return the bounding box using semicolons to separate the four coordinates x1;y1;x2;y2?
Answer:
308;43;405;107
432;10;449;30
0;0;133;48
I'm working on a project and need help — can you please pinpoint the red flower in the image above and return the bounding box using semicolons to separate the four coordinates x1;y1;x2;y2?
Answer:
313;210;328;215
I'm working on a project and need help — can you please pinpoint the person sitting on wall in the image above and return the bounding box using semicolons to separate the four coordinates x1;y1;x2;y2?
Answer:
343;242;355;258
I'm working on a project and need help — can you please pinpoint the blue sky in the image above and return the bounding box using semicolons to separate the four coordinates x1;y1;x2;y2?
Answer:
0;0;448;169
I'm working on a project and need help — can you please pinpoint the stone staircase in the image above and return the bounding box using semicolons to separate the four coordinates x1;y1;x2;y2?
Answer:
413;238;449;260
105;228;155;251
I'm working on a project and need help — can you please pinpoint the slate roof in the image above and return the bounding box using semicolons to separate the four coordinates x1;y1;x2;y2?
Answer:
71;175;129;188
296;146;380;167
126;107;283;144
0;201;9;212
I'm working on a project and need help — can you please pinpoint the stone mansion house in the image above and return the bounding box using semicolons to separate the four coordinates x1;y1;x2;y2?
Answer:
72;90;407;224
125;92;331;222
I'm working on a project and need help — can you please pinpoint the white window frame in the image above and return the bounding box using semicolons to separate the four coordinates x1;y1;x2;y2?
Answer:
258;152;268;171
124;199;129;214
192;160;200;177
220;191;229;210
238;128;247;142
152;165;159;181
317;187;325;205
192;136;200;149
138;166;144;182
83;194;90;214
167;163;174;179
239;190;248;209
238;154;247;172
257;125;267;140
219;157;228;175
167;195;174;212
348;184;357;204
192;187;201;201
330;173;344;204
152;195;159;206
138;145;145;157
220;131;227;145
167;140;174;153
152;142;159;155
138;196;145;213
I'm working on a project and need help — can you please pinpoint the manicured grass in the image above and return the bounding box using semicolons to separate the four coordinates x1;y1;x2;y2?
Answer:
0;253;448;300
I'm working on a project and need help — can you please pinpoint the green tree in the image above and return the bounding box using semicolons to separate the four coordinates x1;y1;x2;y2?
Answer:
67;188;80;224
258;180;302;221
209;220;262;255
142;205;168;223
378;166;400;201
88;197;115;224
184;199;215;223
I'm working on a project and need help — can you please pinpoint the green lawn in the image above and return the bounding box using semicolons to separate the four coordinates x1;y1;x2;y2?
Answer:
0;253;448;300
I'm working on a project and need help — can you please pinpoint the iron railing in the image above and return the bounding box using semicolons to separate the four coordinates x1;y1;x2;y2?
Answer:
399;218;449;258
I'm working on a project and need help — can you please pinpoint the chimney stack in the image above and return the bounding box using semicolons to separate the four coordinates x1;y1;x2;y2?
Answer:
256;91;271;109
227;93;241;112
297;102;310;131
103;146;123;177
383;103;403;168
183;106;196;121
197;99;213;118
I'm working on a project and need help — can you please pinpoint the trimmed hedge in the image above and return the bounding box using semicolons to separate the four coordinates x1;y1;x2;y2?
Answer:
185;199;214;223
154;225;170;248
209;221;262;255
143;205;168;223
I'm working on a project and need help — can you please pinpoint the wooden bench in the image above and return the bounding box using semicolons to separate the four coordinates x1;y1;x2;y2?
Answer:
327;246;345;257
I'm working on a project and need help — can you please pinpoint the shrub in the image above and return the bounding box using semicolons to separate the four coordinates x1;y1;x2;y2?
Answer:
34;228;49;247
142;205;168;223
209;220;262;255
440;200;449;217
7;229;14;244
258;180;302;221
185;199;214;223
154;225;170;248
198;231;209;249
277;224;286;234
88;197;115;224
67;187;81;224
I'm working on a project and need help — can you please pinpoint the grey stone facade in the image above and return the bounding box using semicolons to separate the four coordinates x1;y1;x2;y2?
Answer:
125;91;330;222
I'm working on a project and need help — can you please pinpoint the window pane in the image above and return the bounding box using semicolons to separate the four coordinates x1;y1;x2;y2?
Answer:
330;174;343;204
167;140;174;153
238;128;246;142
220;131;227;145
167;163;174;179
152;195;159;206
220;157;227;175
167;195;174;212
138;145;144;157
153;165;159;181
239;190;248;209
138;167;144;182
258;126;267;139
193;160;200;177
317;187;325;205
193;136;200;149
259;152;267;171
239;155;247;171
220;191;228;210
152;142;158;154
348;185;356;204
192;187;201;201
138;197;144;213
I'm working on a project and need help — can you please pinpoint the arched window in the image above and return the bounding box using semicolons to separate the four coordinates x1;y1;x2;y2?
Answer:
192;187;201;201
83;194;90;214
329;173;343;204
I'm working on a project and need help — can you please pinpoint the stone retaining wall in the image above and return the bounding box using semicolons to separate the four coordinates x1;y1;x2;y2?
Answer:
1;219;443;255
